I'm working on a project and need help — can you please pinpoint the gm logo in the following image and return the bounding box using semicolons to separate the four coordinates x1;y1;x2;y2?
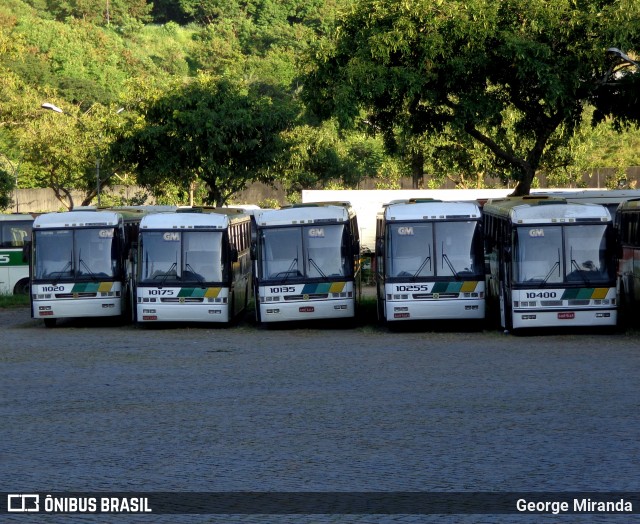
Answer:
7;494;40;512
397;227;414;236
529;228;545;237
163;232;180;241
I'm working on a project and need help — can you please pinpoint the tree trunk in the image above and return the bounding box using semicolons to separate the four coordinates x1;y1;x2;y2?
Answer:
509;165;536;196
410;150;424;189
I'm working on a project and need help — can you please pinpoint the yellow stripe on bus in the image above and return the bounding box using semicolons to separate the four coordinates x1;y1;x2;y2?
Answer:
329;282;346;293
98;282;113;293
204;287;222;298
460;281;478;293
591;288;609;300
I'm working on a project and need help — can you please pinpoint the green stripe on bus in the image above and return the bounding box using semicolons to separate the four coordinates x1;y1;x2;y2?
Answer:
0;250;27;266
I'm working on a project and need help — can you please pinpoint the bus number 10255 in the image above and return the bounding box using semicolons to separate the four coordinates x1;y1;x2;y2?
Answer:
525;291;557;299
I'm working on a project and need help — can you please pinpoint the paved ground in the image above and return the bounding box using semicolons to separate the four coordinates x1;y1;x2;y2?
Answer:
1;302;639;523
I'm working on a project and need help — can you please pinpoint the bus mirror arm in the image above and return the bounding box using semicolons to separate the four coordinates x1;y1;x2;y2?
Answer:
375;239;384;257
22;241;32;263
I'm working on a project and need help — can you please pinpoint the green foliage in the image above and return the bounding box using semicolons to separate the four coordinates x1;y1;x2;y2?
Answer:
0;165;14;210
115;74;297;205
303;0;640;194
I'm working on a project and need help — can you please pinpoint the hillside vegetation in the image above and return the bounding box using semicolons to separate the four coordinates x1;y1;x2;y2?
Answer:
0;0;639;209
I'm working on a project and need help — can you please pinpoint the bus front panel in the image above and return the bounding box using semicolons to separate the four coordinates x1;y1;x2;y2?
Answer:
136;285;231;323
258;281;355;322
383;280;485;321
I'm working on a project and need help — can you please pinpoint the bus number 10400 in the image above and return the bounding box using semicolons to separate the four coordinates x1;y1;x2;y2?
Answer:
525;291;557;299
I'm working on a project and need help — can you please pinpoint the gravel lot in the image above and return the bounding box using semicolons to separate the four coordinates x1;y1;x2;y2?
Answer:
2;301;639;523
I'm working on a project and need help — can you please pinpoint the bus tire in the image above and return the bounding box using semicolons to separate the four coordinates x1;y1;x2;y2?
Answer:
13;278;30;295
43;318;57;328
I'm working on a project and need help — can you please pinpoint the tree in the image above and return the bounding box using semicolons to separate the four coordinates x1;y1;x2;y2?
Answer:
303;0;640;195
0;163;14;211
115;74;297;205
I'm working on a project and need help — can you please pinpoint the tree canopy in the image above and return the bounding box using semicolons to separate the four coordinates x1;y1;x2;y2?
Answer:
116;74;297;205
303;0;640;194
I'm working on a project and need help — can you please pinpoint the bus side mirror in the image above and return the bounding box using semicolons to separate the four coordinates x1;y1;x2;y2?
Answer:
375;239;384;256
22;241;32;263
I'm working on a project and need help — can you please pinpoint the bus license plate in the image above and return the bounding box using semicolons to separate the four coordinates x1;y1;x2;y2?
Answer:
299;306;314;313
558;312;575;320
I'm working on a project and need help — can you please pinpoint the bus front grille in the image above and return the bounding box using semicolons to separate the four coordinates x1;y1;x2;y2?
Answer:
55;293;97;298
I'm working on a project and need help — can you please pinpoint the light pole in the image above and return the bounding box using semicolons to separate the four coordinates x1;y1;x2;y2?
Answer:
602;47;640;83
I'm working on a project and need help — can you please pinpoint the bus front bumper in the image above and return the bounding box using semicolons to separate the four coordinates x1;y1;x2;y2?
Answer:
32;298;122;319
385;298;485;321
260;299;354;323
512;308;616;329
137;304;230;323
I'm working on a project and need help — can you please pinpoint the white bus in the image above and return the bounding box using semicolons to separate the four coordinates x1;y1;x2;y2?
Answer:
374;200;485;323
135;210;252;324
31;210;144;327
252;203;361;323
0;214;33;295
483;196;617;332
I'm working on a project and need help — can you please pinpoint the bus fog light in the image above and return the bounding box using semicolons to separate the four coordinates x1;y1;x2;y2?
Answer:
102;304;115;308
266;308;280;314
522;314;537;320
39;306;52;311
143;309;156;314
209;310;222;314
394;307;408;312
596;313;611;318
334;305;347;310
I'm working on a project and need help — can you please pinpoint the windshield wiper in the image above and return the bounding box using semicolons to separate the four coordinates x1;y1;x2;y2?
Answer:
543;248;561;284
158;261;178;286
413;245;432;279
441;243;459;279
308;254;329;281
78;249;99;282
279;249;299;283
185;259;205;286
50;252;73;284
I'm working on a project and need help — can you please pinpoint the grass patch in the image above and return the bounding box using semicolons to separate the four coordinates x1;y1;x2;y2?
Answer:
0;294;30;308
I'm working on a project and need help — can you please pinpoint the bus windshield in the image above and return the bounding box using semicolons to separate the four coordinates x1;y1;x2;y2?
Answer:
514;225;612;284
260;224;350;281
386;221;482;278
139;231;225;284
34;228;118;281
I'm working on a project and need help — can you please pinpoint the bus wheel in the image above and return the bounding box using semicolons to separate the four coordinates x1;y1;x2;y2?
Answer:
13;278;30;295
43;318;57;328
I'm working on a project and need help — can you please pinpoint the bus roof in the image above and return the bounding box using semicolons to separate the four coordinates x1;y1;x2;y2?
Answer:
483;197;611;223
382;200;481;221
34;211;121;229
615;198;640;212
532;189;640;205
140;211;248;230
0;213;35;222
254;204;352;227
